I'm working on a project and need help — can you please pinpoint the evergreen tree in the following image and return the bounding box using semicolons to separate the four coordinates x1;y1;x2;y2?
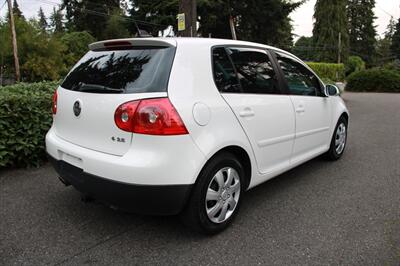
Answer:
12;0;24;19
129;0;178;36
312;0;349;63
375;18;397;66
292;36;315;61
62;0;121;39
129;0;303;48
230;0;302;48
38;7;48;32
104;9;131;39
391;18;400;60
50;7;64;33
197;0;231;39
384;17;396;40
61;31;96;67
347;0;376;65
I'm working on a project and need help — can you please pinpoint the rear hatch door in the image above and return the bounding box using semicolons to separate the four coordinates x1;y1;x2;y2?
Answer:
53;39;176;156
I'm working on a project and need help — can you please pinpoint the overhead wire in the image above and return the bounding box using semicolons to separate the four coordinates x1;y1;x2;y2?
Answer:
0;0;7;10
33;0;172;34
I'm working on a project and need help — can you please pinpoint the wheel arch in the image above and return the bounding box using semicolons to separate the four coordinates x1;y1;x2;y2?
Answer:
341;112;349;123
196;145;252;191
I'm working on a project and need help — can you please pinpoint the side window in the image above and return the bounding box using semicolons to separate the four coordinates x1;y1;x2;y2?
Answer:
275;52;323;96
212;47;241;93
227;47;280;94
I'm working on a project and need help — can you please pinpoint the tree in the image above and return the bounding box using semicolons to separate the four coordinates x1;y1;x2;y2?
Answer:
292;36;315;61
129;0;178;36
129;0;303;48
50;7;64;34
231;0;302;48
38;7;48;32
197;0;231;39
62;0;121;39
0;16;66;81
104;9;131;39
375;17;397;66
312;0;349;63
384;17;396;40
347;0;376;65
61;31;96;67
391;18;400;60
12;0;24;19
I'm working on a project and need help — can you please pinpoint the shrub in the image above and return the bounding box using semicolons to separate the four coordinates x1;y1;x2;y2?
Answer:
346;68;400;93
306;62;345;82
0;81;58;168
345;56;365;76
382;60;400;72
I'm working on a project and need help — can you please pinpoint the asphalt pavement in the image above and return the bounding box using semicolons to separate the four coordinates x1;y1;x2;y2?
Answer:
1;92;399;265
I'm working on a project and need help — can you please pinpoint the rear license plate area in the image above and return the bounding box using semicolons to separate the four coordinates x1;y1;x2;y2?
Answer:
59;151;83;169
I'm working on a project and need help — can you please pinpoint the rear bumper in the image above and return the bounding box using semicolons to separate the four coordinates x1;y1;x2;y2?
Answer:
48;155;193;215
45;127;205;185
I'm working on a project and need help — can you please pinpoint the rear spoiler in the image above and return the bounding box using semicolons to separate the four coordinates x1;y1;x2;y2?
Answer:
89;38;177;51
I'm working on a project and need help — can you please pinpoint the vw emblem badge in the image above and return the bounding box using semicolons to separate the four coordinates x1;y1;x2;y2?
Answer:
73;100;81;117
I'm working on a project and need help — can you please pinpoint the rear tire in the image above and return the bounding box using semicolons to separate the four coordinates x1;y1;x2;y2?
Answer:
325;116;348;160
181;152;244;235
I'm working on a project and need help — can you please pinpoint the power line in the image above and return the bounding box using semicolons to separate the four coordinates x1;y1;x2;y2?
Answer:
33;0;171;30
0;0;7;10
377;5;394;18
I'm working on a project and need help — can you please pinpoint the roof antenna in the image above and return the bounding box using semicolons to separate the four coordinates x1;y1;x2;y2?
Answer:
132;19;153;38
132;17;142;37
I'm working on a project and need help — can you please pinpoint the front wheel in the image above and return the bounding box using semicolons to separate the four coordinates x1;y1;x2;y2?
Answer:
181;152;244;234
325;116;348;160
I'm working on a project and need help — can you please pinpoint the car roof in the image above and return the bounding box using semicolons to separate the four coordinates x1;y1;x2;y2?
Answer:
88;37;298;60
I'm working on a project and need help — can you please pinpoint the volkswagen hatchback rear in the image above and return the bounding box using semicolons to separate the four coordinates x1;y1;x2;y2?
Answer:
47;38;349;234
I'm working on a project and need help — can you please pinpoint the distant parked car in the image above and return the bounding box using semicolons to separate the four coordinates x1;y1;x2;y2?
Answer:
46;38;349;234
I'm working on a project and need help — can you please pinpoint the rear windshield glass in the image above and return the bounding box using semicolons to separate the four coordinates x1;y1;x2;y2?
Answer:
61;47;175;94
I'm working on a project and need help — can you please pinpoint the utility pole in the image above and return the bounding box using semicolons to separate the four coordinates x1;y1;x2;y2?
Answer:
337;32;342;64
7;0;20;82
178;0;197;37
229;16;237;40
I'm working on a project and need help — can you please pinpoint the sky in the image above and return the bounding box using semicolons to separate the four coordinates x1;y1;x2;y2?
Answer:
1;0;399;38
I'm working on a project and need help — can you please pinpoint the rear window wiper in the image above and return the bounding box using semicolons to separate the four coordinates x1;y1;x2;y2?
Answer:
72;82;125;93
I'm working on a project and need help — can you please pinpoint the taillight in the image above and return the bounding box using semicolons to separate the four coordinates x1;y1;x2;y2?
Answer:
52;89;58;114
114;98;188;135
114;100;140;132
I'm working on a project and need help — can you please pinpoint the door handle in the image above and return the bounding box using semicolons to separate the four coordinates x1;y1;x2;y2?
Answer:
239;108;255;118
295;106;305;113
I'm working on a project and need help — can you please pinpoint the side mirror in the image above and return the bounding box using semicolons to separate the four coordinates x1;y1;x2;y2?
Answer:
325;84;340;96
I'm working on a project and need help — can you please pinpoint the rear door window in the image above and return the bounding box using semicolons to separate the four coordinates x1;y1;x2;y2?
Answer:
61;47;175;94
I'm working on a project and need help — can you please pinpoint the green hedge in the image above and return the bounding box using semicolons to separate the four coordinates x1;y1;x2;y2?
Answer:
0;81;58;168
346;68;400;93
306;62;345;82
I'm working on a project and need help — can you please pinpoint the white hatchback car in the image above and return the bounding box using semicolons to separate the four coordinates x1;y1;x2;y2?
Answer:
46;38;349;234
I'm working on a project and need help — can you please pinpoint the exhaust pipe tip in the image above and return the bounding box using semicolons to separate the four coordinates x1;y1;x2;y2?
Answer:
58;176;70;186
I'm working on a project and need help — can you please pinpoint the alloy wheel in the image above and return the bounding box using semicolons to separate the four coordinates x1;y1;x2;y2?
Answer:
205;167;241;223
335;123;346;154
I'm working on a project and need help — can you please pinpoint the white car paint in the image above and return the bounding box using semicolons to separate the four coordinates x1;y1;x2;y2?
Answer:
46;37;348;193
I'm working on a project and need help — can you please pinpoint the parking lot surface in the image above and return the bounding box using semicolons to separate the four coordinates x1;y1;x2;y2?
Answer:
1;92;399;265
